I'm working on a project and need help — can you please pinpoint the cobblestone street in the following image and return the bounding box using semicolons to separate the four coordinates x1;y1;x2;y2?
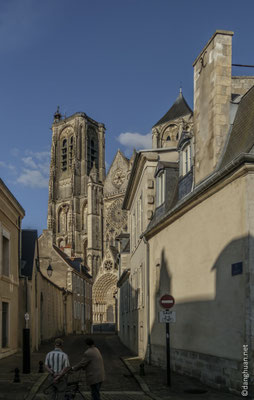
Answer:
0;333;242;399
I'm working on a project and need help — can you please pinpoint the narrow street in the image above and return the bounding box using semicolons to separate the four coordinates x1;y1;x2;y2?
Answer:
38;333;151;400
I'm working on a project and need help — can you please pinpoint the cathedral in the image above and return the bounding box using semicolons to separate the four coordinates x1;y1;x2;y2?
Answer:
39;108;133;325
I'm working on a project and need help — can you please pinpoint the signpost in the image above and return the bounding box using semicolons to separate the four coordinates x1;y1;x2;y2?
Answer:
159;294;175;387
23;313;30;374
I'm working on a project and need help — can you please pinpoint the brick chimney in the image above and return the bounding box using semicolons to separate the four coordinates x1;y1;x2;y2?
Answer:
193;30;234;184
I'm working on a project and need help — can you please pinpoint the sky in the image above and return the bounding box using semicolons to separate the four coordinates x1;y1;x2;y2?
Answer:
0;0;254;234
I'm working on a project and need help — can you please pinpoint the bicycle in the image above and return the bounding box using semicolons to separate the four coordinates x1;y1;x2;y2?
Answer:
43;368;86;399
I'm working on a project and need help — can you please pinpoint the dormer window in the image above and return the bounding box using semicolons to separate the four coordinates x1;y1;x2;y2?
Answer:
156;169;165;207
181;144;192;176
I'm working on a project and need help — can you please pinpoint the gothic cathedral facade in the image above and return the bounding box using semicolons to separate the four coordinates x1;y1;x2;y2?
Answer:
41;108;131;324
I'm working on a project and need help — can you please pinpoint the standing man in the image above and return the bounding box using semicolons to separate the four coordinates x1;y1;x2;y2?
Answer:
72;337;105;400
45;338;70;400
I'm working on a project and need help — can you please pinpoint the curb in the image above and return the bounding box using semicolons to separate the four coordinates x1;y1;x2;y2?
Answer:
24;373;48;400
120;357;164;400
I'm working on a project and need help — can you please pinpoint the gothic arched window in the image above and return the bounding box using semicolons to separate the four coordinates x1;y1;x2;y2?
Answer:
61;139;67;171
58;206;68;232
82;204;87;231
87;127;98;175
69;136;73;168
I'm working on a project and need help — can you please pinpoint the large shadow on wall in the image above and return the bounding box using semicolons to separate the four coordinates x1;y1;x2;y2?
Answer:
146;236;252;391
144;248;172;364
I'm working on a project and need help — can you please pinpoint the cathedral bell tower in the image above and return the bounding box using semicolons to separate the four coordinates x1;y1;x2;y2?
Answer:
47;108;105;275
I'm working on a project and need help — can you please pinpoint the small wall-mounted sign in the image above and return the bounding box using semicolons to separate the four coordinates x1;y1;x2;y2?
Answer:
232;262;243;276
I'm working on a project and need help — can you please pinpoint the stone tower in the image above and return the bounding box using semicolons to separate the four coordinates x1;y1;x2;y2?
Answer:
152;90;193;149
47;108;106;276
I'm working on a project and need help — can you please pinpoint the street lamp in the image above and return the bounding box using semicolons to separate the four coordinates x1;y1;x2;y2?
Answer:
47;264;53;278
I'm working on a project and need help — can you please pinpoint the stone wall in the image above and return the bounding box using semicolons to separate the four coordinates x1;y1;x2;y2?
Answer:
148;171;248;393
232;76;254;96
193;30;233;184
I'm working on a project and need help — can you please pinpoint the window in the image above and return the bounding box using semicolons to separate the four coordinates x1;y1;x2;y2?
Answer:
156;170;165;207
61;139;67;171
2;231;10;277
139;193;143;234
69;136;73;168
61;133;74;172
87;128;98;175
2;302;9;348
182;144;192;176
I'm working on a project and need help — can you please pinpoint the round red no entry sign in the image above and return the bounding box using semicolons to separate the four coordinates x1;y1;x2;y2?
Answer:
160;294;175;309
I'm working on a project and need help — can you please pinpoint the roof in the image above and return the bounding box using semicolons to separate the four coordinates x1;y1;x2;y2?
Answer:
0;178;25;216
153;92;193;128
109;245;119;262
53;245;92;279
21;230;38;278
122;238;130;253
219;85;254;169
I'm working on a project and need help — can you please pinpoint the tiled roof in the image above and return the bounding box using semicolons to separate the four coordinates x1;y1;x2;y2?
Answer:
153;92;193;127
219;85;254;169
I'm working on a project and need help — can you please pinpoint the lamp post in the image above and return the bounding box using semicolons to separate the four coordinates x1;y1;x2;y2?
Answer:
113;290;118;335
47;264;53;278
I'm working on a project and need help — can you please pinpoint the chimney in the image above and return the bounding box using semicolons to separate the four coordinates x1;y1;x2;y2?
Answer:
193;30;234;184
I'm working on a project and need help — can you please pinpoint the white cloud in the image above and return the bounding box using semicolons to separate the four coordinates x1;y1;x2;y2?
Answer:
22;156;37;169
0;161;17;173
17;169;49;188
16;150;50;188
117;132;152;150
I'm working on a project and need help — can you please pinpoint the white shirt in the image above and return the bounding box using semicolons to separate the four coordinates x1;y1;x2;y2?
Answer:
45;348;70;374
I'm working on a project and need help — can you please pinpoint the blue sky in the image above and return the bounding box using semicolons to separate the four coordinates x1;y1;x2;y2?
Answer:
1;0;254;234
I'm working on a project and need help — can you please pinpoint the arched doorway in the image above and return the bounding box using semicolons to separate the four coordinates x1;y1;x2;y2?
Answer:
92;273;118;330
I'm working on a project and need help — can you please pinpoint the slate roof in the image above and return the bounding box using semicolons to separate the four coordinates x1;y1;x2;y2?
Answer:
109;245;119;262
153;92;193;128
219;85;254;169
53;245;92;279
21;230;38;279
122;238;130;253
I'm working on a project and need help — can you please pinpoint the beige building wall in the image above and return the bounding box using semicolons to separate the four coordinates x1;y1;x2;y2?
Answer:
120;150;179;357
232;76;254;96
148;170;248;389
193;30;233;184
0;179;24;359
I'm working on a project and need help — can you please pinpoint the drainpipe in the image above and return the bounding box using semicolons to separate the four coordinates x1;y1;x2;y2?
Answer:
143;236;151;365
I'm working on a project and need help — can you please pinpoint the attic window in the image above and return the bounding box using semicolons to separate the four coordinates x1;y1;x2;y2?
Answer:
156;169;165;207
181;144;192;176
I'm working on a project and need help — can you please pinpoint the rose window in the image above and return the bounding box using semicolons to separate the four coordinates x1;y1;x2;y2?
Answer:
104;260;113;271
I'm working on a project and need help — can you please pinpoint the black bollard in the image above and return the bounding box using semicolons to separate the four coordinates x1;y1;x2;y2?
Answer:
38;361;44;373
139;362;145;376
13;368;20;383
23;328;30;373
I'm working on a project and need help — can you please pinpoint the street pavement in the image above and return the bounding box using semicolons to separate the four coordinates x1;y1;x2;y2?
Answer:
0;333;242;400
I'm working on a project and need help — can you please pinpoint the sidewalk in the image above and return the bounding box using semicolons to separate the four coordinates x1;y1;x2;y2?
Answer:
0;341;53;400
121;356;242;400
